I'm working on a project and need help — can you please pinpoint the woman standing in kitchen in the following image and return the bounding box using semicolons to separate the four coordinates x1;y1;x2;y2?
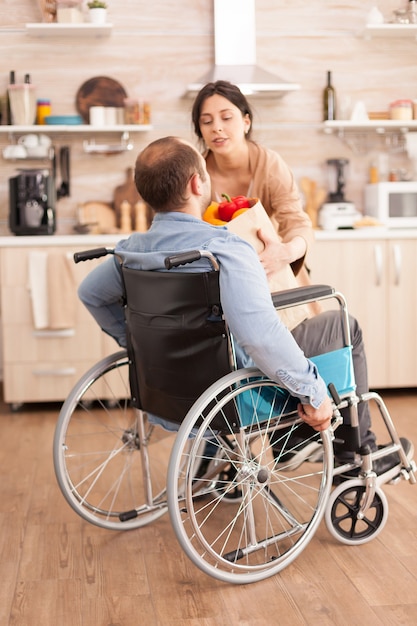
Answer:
190;79;314;288
191;80;375;464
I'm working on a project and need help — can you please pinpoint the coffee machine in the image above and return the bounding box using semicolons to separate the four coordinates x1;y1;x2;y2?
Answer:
318;158;361;230
9;168;56;236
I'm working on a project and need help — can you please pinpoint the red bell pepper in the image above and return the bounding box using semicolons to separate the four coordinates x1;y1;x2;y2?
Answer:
218;193;251;221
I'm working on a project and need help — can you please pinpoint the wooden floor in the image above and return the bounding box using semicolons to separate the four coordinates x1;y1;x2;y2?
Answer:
0;389;416;626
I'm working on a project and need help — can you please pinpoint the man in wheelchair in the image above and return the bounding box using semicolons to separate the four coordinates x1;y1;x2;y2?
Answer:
78;136;413;479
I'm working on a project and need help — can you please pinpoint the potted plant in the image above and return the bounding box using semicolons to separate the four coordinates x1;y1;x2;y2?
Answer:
87;0;107;23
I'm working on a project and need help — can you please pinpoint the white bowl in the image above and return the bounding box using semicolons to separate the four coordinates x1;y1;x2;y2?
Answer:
3;145;28;159
18;133;39;148
26;145;50;158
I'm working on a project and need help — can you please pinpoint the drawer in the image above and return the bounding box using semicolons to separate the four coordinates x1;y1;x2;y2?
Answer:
3;360;97;403
3;322;102;363
0;246;101;288
0;284;94;326
3;359;130;404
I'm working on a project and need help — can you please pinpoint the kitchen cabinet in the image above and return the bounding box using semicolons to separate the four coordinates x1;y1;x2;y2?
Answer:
0;237;120;407
309;232;417;388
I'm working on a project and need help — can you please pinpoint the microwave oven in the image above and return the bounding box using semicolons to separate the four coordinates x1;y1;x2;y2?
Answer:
365;182;417;228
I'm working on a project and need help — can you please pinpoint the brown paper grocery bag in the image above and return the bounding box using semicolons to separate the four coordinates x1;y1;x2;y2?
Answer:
227;199;309;330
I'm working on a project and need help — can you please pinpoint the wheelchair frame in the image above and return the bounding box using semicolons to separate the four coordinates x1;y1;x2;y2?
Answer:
53;247;416;584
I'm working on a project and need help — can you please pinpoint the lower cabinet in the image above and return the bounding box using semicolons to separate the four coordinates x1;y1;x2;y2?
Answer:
309;235;417;389
2;235;415;404
0;244;119;407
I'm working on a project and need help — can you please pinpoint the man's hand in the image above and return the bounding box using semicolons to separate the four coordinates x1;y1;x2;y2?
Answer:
297;395;333;432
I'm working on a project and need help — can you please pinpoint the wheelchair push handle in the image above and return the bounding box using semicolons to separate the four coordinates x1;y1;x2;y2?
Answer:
73;247;114;264
165;250;202;269
165;250;219;271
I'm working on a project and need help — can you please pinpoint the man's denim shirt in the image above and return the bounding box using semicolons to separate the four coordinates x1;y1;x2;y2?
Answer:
78;212;327;410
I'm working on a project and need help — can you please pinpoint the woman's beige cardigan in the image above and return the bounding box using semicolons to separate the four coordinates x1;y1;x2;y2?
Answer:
206;141;319;314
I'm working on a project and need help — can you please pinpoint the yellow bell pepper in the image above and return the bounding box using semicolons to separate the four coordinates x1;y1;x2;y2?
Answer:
203;202;227;225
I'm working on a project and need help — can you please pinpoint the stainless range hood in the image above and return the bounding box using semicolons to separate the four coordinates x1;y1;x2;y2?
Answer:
186;0;300;98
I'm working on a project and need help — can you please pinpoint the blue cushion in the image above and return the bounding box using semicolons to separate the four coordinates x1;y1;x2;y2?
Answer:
237;346;355;427
310;346;356;397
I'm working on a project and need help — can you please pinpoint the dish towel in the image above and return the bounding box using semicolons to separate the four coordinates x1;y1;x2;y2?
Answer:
28;251;76;330
28;251;49;330
47;251;76;329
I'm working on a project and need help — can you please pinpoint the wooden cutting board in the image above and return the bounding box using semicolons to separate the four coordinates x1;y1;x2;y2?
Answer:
113;168;154;230
75;76;128;123
113;168;141;224
79;201;118;234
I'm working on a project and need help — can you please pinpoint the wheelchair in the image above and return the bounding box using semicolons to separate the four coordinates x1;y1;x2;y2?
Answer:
53;247;416;585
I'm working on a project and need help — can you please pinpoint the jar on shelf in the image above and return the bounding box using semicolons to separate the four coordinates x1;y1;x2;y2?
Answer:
56;0;83;23
389;99;413;121
142;101;151;125
123;98;140;124
36;99;51;125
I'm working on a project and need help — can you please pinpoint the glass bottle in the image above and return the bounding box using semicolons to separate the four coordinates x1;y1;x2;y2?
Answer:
323;70;336;121
6;70;15;125
408;0;417;23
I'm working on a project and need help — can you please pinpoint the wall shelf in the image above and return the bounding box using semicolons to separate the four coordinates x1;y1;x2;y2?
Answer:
364;24;417;39
323;120;417;134
25;23;113;38
0;124;152;134
323;120;413;155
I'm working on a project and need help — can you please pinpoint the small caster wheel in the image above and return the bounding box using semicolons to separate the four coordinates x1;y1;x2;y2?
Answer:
325;479;388;545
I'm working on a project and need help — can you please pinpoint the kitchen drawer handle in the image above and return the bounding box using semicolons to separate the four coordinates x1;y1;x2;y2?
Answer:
32;368;76;376
32;329;75;338
393;244;401;286
374;244;383;286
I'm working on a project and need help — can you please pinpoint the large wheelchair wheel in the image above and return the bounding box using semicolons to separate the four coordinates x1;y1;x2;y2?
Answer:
53;350;176;530
325;479;389;545
167;368;334;584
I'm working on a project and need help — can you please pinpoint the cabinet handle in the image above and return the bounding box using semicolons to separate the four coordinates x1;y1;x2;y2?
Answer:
374;244;383;286
392;244;401;286
32;329;75;338
32;368;76;376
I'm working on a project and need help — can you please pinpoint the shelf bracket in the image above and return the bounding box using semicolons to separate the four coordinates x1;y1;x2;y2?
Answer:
83;131;133;155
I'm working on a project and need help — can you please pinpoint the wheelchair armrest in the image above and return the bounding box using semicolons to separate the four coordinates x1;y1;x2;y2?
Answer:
271;284;335;309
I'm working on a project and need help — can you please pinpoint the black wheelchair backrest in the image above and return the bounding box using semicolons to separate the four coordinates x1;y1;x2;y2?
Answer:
122;266;233;424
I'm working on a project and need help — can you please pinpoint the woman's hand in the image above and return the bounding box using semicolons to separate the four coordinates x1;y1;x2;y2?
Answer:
257;229;306;277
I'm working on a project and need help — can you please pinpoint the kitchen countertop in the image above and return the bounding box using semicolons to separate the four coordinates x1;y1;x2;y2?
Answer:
314;227;417;241
0;228;416;247
0;234;125;247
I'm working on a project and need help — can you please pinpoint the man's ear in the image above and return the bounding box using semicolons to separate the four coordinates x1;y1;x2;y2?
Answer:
190;172;202;196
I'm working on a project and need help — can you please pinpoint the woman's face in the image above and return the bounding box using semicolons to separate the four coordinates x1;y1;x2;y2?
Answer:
198;93;251;155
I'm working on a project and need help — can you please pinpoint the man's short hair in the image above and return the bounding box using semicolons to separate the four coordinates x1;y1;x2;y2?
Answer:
134;136;206;212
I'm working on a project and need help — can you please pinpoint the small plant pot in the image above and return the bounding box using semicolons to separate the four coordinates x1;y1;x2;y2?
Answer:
88;7;107;23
